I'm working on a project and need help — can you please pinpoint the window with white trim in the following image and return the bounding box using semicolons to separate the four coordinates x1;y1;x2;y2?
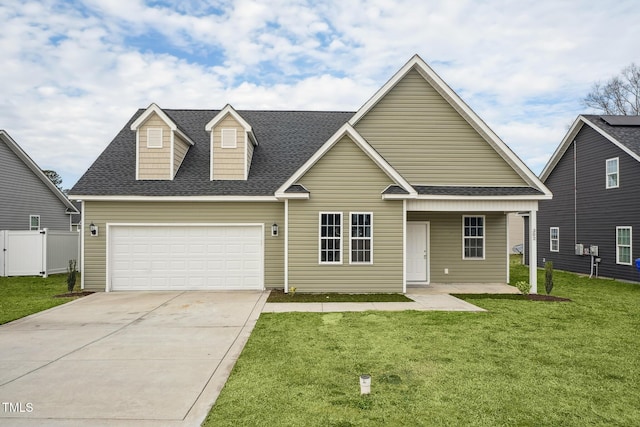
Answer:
350;213;372;264
29;215;40;231
606;157;619;189
221;128;237;148
463;215;484;259
616;226;632;265
319;213;342;264
550;227;559;252
147;128;163;148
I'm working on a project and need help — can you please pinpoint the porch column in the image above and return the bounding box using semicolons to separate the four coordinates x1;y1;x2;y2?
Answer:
528;209;537;294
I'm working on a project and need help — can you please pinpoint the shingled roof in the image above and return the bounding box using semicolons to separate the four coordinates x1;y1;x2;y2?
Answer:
581;114;640;158
70;109;354;196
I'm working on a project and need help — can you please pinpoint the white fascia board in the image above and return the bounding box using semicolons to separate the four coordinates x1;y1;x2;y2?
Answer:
275;123;416;197
67;195;280;202
349;54;551;198
0;130;78;212
130;103;176;131
381;194;413;200
205;104;253;133
581;117;640;164
275;192;310;200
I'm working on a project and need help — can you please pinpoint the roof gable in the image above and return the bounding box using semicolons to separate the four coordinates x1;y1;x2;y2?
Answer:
205;104;256;145
130;103;195;146
350;54;550;197
275;123;416;199
0;130;78;212
540;115;640;182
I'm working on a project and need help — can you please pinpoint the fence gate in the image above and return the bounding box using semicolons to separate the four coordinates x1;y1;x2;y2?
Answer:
0;229;79;277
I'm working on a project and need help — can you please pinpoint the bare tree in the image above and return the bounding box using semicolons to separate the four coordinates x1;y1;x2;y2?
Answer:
583;63;640;115
42;169;63;190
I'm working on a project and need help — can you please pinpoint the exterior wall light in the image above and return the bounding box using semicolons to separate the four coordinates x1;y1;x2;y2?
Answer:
271;223;278;237
89;223;99;237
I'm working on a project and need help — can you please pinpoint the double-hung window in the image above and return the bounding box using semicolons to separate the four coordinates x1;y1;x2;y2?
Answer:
616;226;632;265
319;213;342;264
463;216;484;259
29;215;40;231
350;213;372;264
606;157;619;189
550;227;559;252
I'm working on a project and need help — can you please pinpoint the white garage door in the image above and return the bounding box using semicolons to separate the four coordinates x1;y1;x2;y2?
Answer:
109;225;263;291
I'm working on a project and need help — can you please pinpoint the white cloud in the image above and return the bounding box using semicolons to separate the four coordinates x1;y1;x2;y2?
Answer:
1;0;639;188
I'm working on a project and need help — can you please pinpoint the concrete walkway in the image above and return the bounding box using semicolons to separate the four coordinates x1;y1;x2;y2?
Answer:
262;283;519;313
0;291;268;427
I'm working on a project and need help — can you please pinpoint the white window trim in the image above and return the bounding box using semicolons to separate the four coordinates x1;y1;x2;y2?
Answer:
147;128;163;148
616;226;632;265
319;212;342;265
462;215;485;260
29;215;40;231
550;227;559;252
221;128;237;148
606;157;619;189
349;212;373;265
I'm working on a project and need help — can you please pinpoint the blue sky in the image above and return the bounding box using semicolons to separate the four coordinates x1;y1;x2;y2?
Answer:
1;0;639;189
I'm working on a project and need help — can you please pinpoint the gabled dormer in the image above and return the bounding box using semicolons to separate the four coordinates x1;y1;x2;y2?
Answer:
205;104;258;180
130;103;195;180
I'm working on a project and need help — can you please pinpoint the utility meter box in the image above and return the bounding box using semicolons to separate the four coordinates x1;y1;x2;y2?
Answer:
590;245;599;256
575;243;583;255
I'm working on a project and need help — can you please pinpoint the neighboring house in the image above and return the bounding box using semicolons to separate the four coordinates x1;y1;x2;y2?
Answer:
0;130;78;231
535;115;640;282
69;55;551;293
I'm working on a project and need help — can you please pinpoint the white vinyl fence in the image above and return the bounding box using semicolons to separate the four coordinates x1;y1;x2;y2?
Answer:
0;229;80;277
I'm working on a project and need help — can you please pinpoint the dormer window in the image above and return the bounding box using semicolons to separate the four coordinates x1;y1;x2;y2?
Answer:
221;129;237;148
147;128;163;148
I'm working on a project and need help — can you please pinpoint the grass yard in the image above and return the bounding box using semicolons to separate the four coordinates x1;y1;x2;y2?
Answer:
0;275;75;324
204;258;640;426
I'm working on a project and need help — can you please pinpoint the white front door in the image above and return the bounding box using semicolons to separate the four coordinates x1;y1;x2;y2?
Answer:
406;222;429;283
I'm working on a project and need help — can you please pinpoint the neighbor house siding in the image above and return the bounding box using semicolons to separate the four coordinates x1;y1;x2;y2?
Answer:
212;115;245;180
0;139;70;231
173;134;190;177
538;125;640;281
355;68;526;186
288;135;404;293
138;112;172;180
82;201;284;291
408;212;508;283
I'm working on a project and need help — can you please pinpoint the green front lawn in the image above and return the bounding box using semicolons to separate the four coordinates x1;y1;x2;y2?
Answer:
0;275;75;324
204;260;640;426
267;290;412;303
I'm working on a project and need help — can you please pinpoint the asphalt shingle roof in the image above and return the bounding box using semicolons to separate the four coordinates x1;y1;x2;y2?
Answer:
582;115;640;158
70;109;354;196
413;186;544;196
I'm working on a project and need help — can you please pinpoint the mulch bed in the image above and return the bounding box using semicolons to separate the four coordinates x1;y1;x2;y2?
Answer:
54;291;95;298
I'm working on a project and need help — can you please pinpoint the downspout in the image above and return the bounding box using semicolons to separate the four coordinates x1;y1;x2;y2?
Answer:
574;141;577;246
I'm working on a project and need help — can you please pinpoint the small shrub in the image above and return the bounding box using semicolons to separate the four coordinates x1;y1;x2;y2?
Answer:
545;261;554;295
515;280;530;296
66;259;77;293
289;287;297;297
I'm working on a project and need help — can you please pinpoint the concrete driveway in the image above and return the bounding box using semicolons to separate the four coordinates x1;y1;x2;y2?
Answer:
0;291;268;427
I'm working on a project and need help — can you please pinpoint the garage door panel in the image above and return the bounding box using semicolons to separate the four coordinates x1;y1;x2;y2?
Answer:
110;225;263;291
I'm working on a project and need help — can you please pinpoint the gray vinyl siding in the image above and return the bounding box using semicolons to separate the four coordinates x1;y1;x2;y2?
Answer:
82;201;284;291
408;212;508;283
0;139;70;231
538;125;640;282
288;135;404;293
355;68;526;186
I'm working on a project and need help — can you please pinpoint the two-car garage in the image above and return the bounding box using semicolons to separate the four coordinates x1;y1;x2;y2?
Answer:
108;224;264;291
